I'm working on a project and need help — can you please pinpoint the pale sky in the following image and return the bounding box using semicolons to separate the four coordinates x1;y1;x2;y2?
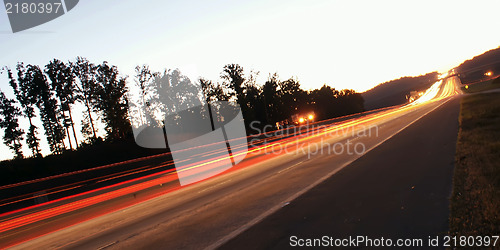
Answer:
1;0;500;160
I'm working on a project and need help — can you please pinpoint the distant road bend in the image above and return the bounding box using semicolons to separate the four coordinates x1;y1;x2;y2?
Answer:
0;76;463;249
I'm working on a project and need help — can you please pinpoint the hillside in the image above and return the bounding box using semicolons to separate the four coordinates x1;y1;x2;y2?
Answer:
361;72;439;110
458;46;500;72
457;46;500;84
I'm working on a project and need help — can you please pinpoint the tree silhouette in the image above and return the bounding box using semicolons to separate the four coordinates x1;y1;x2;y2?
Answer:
26;64;66;154
278;77;305;119
153;68;201;124
308;85;364;120
95;62;131;140
45;59;79;150
134;64;158;127
309;85;339;119
199;78;223;121
261;73;280;124
0;89;24;158
244;82;266;130
221;64;246;107
0;59;367;161
336;89;364;116
199;78;230;103
72;57;98;141
220;64;264;129
8;64;41;157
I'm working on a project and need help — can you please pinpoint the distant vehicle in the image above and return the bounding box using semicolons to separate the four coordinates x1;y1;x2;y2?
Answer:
275;112;316;129
291;112;315;125
406;91;423;103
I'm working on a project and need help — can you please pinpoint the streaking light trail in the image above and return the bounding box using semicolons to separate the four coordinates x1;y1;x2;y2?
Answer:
0;76;463;248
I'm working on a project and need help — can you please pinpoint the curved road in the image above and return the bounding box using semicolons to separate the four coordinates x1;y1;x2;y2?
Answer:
8;77;462;249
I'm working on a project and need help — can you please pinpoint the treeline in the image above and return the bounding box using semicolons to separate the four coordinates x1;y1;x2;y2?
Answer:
457;46;500;73
457;46;500;84
0;60;364;161
133;64;364;135
0;58;131;159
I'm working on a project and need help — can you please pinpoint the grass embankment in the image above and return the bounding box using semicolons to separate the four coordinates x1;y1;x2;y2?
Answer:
460;76;500;93
450;91;500;236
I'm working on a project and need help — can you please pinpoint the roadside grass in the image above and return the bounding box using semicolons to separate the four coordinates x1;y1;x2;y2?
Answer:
450;92;500;237
460;76;500;93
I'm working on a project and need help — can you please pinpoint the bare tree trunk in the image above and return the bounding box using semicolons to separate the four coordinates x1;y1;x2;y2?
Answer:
85;99;97;139
61;131;67;150
68;108;79;147
27;117;35;156
27;116;41;156
65;126;73;150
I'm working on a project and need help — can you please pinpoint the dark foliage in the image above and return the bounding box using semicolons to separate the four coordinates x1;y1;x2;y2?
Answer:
45;59;79;149
457;46;500;84
94;62;132;141
0;90;24;158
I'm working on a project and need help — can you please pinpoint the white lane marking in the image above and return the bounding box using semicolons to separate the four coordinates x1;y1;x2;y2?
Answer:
205;97;455;250
97;241;117;250
277;160;305;174
198;179;232;194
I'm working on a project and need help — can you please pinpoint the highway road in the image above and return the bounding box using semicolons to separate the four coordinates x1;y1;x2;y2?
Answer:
221;86;461;249
4;76;462;249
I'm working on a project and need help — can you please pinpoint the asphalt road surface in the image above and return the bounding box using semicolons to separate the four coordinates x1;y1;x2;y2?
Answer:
221;93;460;249
9;78;461;249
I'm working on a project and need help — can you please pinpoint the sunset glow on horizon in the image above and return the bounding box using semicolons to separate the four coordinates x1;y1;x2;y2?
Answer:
1;0;500;159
